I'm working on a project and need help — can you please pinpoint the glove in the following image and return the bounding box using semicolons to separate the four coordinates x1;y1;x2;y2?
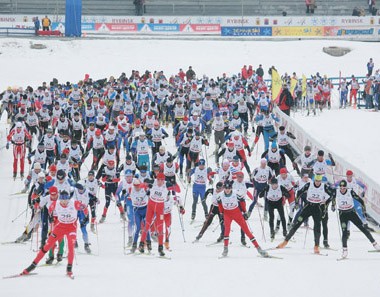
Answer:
243;212;248;220
246;210;252;218
122;189;127;196
248;152;252;157
27;158;31;164
6;142;9;150
294;203;300;211
209;179;213;186
179;206;185;215
331;205;336;212
219;213;224;221
328;153;333;159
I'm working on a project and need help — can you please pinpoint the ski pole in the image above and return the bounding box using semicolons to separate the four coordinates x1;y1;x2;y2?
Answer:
95;222;100;256
11;208;28;223
212;221;221;232
177;205;186;242
123;215;126;254
183;183;189;208
256;205;266;243
330;168;342;240
303;225;309;249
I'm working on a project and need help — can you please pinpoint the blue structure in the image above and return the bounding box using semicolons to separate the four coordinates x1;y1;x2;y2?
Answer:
65;0;82;37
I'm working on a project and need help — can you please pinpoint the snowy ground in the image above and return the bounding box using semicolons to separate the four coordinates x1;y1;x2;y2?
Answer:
1;37;380;296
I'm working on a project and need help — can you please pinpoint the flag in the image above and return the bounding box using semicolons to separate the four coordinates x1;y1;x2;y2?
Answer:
290;78;297;97
271;69;282;102
302;74;307;97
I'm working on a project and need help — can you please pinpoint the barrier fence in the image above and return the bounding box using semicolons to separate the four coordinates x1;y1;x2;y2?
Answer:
1;15;380;39
275;106;380;225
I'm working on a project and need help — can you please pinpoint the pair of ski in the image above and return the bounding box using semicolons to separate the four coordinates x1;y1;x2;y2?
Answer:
218;254;283;260
337;250;380;261
3;271;74;280
125;250;171;260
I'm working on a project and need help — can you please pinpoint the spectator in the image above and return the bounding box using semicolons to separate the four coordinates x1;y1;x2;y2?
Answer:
186;66;196;81
367;58;374;76
178;68;186;81
241;65;248;80
41;15;51;31
306;0;316;14
369;0;376;14
278;84;293;116
256;64;264;78
364;77;374;109
134;0;144;16
33;17;40;36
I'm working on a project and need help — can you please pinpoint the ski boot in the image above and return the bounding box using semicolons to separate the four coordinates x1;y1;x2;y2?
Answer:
314;245;320;254
57;253;63;262
15;232;28;243
342;248;348;259
120;212;126;221
99;215;106;223
277;240;288;249
164;240;170;250
146;240;152;252
365;224;375;232
90;223;96;233
130;242;137;253
373;242;380;251
66;264;73;278
158;245;165;257
323;240;330;248
74;240;78;249
241;236;247;246
138;241;145;253
283;230;287;238
179;172;183;179
221;246;228;257
22;262;37;275
84;243;91;254
45;255;54;265
216;235;223;243
13;172;17;180
256;246;269;258
191;212;196;221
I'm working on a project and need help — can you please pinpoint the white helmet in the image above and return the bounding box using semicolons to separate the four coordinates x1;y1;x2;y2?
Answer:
38;172;45;179
33;162;41;170
139;131;145;137
16;122;22;128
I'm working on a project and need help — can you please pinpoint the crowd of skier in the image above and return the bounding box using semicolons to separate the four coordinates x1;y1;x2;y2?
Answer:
1;65;379;278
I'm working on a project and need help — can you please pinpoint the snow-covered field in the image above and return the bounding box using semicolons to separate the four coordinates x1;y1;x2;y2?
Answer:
1;37;380;297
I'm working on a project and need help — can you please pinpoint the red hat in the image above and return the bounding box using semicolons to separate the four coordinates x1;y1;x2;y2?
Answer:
235;171;244;177
95;129;102;136
107;160;115;167
346;170;353;176
280;168;288;174
154;120;160;127
45;175;52;182
49;164;57;172
156;173;165;180
135;119;141;125
183;116;189;121
49;186;58;196
119;111;124;115
227;141;234;147
147;111;153;116
99;101;105;106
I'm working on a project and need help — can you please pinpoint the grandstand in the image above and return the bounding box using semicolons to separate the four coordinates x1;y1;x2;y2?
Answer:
0;0;368;16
